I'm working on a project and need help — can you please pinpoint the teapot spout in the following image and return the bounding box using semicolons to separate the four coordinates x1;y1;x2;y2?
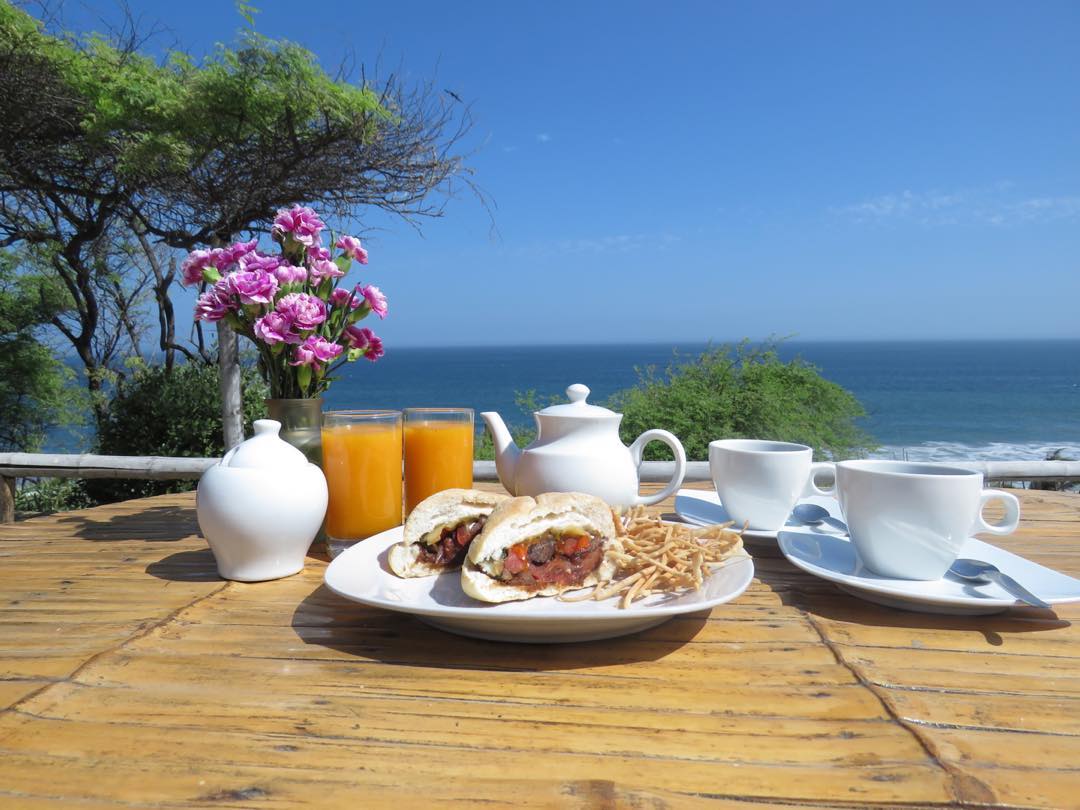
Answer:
480;412;520;495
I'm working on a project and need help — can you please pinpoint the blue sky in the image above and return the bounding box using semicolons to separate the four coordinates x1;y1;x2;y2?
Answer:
62;1;1080;345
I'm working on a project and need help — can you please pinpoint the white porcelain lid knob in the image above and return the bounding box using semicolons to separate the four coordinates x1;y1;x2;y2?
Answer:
566;384;590;404
536;383;618;419
253;420;278;437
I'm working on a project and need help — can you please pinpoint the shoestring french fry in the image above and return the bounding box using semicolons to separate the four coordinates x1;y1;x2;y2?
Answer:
561;506;745;608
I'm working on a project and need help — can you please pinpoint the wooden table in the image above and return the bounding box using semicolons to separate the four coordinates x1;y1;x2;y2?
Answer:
1;484;1078;809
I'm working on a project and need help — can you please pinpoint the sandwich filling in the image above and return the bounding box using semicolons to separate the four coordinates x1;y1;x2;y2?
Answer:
416;516;488;568
483;528;604;589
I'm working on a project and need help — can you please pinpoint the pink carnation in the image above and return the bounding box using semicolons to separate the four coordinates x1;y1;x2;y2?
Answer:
360;284;388;319
308;245;331;262
239;252;281;274
225;270;278;306
211;239;258;272
329;286;361;309
253;311;300;345
272;205;325;247
290;335;343;367
275;292;326;331
194;282;233;322
181;250;214;286
310;258;345;284
335;235;369;264
273;263;307;285
343;326;384;361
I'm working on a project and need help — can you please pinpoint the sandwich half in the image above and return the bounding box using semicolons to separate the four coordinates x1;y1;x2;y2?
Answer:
461;492;617;603
388;489;509;578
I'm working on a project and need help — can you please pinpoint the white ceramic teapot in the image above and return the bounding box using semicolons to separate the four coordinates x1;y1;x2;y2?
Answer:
197;419;328;582
481;384;687;509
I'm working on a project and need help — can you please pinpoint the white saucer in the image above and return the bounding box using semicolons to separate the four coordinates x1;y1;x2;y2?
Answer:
324;525;755;643
674;488;845;541
777;529;1080;615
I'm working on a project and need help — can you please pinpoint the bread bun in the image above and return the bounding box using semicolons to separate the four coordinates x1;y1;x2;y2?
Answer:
461;492;616;603
388;489;509;578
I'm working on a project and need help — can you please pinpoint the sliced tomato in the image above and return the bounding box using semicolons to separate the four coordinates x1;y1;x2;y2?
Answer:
454;524;471;545
504;542;528;574
558;535;590;555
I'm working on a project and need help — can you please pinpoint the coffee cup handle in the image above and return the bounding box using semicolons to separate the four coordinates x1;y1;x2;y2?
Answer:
973;489;1021;536
802;462;836;497
630;430;687;506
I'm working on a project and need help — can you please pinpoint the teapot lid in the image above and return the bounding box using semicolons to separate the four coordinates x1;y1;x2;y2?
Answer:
537;384;618;419
222;419;311;469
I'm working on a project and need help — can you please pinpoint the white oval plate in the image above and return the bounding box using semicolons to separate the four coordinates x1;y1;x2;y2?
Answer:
324;526;755;643
777;528;1080;615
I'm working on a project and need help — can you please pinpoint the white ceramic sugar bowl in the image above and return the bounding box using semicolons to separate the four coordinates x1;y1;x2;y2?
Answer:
196;419;328;582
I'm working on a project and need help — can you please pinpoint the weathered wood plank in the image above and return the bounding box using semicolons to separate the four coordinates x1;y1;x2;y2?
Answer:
0;716;953;806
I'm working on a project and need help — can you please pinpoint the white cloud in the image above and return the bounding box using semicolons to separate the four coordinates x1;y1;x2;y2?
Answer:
833;185;1080;227
536;133;552;143
501;145;518;153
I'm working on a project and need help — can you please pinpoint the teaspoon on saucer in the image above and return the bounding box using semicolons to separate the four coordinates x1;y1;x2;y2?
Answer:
949;558;1051;608
791;503;849;533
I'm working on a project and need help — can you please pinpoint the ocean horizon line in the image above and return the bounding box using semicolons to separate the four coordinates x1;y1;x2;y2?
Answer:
380;337;1080;351
50;336;1080;363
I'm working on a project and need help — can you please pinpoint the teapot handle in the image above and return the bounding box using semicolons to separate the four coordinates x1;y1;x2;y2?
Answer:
628;430;687;507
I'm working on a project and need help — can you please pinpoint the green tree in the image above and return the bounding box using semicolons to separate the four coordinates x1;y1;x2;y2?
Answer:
0;250;78;451
87;361;269;502
0;1;475;416
612;342;876;461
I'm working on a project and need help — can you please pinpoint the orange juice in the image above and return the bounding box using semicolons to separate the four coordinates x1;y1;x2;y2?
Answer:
322;420;403;539
404;420;474;513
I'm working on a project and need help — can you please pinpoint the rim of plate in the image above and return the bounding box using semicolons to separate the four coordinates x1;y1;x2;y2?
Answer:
324;525;756;621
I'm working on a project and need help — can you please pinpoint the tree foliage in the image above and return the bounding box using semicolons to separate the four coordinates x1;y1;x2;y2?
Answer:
0;249;77;451
0;0;475;419
613;342;876;461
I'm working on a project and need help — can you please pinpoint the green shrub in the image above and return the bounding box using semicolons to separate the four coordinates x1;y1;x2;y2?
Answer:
14;478;93;515
473;390;551;460
88;361;269;502
612;341;876;461
474;345;875;464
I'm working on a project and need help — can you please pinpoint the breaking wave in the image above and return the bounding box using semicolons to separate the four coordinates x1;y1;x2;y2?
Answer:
870;441;1080;463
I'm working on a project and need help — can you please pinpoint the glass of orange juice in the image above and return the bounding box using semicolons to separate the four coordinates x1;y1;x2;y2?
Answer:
322;410;403;558
403;408;474;514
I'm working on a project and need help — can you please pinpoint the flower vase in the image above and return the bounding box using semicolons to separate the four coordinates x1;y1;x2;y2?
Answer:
266;398;324;468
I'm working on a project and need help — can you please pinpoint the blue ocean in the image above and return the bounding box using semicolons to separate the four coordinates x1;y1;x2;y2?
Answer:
44;340;1079;461
319;340;1080;462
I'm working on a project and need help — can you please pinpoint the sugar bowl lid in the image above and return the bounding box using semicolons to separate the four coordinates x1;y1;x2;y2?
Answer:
222;419;310;469
537;384;618;419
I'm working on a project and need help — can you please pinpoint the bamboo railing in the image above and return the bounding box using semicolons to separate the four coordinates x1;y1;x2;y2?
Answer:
2;452;1077;523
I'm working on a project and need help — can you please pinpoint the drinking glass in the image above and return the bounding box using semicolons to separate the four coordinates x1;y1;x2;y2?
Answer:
403;408;474;514
321;410;403;558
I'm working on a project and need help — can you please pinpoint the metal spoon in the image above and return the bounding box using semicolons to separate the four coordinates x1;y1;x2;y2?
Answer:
949;558;1051;608
791;503;849;533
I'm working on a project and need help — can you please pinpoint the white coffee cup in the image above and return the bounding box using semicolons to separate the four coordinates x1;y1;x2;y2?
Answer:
835;460;1021;580
709;439;833;531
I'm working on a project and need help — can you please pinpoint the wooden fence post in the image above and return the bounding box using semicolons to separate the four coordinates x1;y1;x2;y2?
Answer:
1;476;14;523
217;322;244;451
